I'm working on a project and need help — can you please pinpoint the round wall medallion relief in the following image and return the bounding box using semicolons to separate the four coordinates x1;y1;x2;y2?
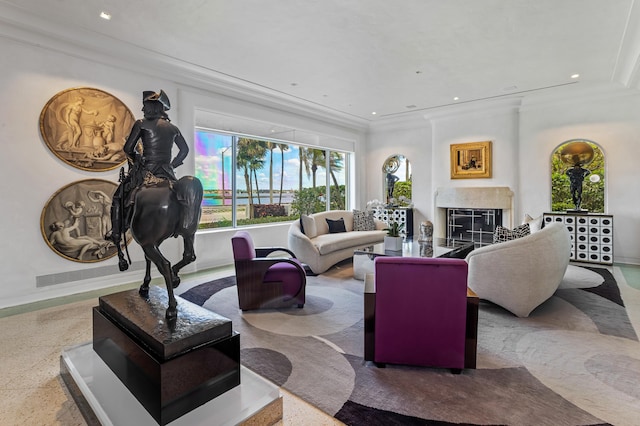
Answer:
39;87;135;171
41;179;129;263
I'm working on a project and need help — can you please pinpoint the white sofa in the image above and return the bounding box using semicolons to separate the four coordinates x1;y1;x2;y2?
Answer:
465;222;571;317
288;210;387;274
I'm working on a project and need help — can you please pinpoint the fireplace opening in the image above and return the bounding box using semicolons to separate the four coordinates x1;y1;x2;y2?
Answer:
446;208;502;246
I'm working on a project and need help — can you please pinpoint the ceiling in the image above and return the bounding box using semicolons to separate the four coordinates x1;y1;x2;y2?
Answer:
2;0;639;122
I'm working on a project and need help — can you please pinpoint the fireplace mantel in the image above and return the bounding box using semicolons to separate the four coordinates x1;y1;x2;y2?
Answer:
435;187;513;210
433;187;514;239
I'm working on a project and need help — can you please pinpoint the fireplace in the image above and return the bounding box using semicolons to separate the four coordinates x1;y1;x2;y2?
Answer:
434;187;514;243
446;208;502;246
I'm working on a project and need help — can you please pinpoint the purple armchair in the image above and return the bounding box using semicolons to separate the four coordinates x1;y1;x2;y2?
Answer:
231;231;306;311
364;256;477;372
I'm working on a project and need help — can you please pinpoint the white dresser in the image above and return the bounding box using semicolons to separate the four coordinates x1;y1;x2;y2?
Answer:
371;207;414;237
543;212;613;265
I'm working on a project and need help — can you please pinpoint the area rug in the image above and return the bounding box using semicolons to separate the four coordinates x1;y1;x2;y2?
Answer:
178;264;640;425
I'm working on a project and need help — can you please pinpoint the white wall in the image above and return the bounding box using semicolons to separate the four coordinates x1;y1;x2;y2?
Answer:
0;37;167;307
365;116;433;225
367;100;520;234
367;89;640;265
0;36;364;308
519;87;640;265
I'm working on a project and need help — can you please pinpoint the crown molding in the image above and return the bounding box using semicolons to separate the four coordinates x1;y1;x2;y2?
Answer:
368;110;431;133
0;2;369;132
423;97;522;121
518;81;637;112
369;97;526;132
366;81;640;132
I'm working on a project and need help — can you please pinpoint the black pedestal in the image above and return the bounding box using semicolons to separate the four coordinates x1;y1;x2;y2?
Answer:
93;286;240;425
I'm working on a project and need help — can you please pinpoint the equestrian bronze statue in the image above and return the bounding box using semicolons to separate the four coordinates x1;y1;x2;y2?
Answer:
108;90;203;321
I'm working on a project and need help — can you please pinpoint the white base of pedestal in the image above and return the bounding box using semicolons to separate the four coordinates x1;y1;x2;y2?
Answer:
60;342;282;426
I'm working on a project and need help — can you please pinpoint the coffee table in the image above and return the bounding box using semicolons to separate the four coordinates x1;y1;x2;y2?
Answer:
353;238;475;280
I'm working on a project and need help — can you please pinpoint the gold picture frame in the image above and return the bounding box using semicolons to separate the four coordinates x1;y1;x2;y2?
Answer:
39;87;135;171
40;179;129;263
450;141;492;179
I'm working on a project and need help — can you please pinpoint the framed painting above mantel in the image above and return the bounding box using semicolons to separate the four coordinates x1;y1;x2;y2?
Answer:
450;141;492;179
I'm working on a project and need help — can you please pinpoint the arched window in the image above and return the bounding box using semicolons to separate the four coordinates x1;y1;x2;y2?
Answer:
382;154;411;206
551;139;605;212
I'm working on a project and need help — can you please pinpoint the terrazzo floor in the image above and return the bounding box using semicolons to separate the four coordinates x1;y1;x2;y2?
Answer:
0;266;342;425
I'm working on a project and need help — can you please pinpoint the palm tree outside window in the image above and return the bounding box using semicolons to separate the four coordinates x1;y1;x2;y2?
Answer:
194;128;349;228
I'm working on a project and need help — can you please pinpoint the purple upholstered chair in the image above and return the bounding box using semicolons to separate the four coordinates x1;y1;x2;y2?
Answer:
231;231;306;311
366;256;477;372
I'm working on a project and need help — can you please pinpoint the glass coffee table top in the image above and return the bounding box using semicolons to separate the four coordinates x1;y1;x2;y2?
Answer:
354;238;475;259
352;238;476;280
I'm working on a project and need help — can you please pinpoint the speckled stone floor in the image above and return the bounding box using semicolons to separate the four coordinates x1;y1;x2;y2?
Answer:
0;266;343;426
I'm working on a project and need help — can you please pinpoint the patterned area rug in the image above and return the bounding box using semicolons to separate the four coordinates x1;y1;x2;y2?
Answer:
179;264;639;425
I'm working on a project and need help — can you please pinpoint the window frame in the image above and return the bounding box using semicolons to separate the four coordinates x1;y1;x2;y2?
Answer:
194;127;351;230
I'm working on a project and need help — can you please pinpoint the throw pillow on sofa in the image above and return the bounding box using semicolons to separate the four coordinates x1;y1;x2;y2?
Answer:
300;214;318;238
493;223;530;244
326;218;347;233
353;209;376;231
523;213;543;233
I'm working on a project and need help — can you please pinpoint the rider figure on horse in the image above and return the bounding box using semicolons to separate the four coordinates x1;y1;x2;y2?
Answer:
108;90;189;270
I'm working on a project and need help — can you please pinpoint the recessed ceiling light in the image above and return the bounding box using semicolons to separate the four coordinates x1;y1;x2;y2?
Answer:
371;112;377;115
99;11;112;20
406;105;417;109
571;74;580;79
453;97;459;101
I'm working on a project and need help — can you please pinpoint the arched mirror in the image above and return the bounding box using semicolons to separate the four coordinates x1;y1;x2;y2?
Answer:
551;139;605;212
382;154;412;206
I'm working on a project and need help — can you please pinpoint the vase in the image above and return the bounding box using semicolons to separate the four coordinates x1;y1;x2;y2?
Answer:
419;220;433;242
384;236;403;251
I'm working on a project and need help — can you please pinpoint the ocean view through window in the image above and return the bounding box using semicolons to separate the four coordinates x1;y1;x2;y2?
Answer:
194;128;349;229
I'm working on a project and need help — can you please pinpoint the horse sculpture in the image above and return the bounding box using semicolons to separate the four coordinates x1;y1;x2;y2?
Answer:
114;174;203;321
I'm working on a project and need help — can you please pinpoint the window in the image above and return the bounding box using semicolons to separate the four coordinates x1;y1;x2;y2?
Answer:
551;139;605;212
328;151;347;210
195;128;349;229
